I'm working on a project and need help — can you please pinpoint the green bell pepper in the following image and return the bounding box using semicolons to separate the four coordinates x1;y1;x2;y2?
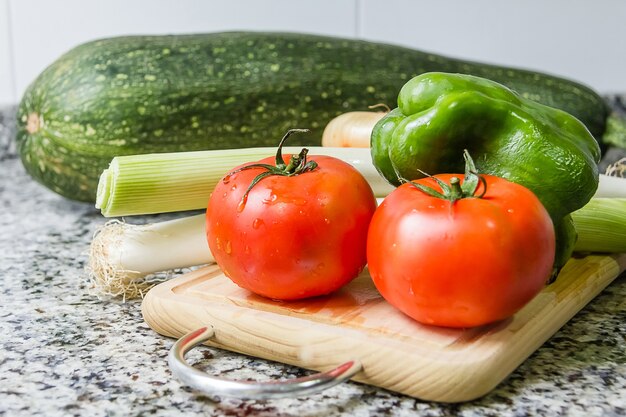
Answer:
371;72;601;276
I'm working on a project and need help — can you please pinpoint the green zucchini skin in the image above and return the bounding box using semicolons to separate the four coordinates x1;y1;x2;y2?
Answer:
17;31;612;202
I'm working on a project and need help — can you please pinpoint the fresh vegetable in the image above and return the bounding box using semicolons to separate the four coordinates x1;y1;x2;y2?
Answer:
96;147;286;217
88;214;212;299
205;130;377;300
367;152;556;328
371;72;601;276
595;171;626;198
325;110;623;198
321;105;388;148
571;198;626;253
17;32;625;202
96;146;394;217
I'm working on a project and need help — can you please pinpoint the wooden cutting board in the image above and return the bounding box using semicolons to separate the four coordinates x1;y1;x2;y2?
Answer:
142;253;626;403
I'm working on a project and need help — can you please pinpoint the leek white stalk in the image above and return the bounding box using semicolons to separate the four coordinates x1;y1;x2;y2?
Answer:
595;157;625;197
88;214;212;299
595;175;626;198
96;146;395;217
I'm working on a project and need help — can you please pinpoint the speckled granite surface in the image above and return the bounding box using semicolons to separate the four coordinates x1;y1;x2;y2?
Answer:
1;103;625;417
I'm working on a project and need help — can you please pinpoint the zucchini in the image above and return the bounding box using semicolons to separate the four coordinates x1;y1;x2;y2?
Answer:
17;31;623;202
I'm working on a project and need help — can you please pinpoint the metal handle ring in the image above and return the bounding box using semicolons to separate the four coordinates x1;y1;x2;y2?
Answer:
168;326;362;399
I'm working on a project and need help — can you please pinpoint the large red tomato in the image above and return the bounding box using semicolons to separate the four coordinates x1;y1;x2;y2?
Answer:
206;132;377;300
367;162;555;328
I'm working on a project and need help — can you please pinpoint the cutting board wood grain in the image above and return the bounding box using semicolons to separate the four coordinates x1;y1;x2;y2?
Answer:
142;253;626;402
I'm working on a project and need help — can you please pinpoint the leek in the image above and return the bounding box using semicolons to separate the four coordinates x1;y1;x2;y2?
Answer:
96;146;395;217
572;198;626;253
88;214;211;299
596;158;626;197
96;144;623;218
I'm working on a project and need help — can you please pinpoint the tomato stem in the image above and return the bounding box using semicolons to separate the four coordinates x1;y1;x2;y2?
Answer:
224;129;318;210
275;128;310;169
448;177;463;200
402;150;487;202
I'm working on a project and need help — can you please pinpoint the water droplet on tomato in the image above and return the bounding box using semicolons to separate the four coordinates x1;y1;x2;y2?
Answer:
230;184;237;191
263;193;278;204
237;195;248;212
224;240;232;255
324;218;331;225
252;218;264;229
244;245;251;254
293;197;307;206
215;237;222;250
507;208;514;214
222;174;231;184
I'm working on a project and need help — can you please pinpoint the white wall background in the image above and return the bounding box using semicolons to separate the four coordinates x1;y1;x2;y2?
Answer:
1;0;625;106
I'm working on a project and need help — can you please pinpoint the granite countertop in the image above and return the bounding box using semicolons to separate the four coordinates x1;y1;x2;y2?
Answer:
1;102;625;417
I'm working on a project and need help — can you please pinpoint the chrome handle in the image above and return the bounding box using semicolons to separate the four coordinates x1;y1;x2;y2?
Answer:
168;326;362;399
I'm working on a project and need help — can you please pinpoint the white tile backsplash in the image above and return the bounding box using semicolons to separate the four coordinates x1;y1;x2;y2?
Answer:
1;0;625;105
359;0;626;93
0;0;14;106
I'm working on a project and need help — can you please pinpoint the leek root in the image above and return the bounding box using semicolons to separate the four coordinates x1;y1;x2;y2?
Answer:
87;214;212;299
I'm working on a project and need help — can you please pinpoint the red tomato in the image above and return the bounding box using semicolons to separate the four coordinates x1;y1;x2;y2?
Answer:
367;173;555;328
206;149;377;300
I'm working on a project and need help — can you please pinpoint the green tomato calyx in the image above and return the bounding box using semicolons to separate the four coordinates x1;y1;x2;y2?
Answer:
224;128;318;210
403;150;487;203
